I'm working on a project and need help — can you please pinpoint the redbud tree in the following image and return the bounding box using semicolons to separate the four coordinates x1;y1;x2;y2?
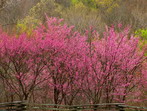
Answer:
0;18;146;106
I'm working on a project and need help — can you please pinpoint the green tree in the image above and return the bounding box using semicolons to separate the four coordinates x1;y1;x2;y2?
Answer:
135;29;147;56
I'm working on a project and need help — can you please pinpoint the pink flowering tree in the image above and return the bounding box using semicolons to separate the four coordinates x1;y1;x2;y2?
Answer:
82;26;145;105
0;33;49;101
33;18;89;105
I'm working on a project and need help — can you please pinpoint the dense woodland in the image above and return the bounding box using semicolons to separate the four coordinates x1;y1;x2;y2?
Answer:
0;0;147;107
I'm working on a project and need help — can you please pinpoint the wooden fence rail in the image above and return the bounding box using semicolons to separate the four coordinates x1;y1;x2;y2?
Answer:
0;101;147;111
0;101;26;111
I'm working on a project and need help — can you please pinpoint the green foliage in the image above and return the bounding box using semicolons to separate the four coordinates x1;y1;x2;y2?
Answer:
71;0;80;4
135;29;147;56
71;0;120;12
16;16;40;35
95;0;120;12
135;29;147;40
71;0;96;8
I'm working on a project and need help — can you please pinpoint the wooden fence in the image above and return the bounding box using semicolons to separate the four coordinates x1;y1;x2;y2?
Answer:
0;101;26;111
0;101;147;111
